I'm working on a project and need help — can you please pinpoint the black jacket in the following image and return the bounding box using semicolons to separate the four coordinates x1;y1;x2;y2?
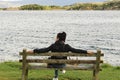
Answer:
33;41;87;59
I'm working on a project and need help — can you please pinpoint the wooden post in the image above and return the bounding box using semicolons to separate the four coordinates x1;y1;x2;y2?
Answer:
93;49;101;80
22;49;28;80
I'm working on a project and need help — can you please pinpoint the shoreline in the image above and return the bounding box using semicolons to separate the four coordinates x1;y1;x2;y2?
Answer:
0;10;120;11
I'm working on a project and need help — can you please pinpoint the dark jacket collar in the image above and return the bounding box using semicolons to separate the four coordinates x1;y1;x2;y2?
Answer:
55;40;65;45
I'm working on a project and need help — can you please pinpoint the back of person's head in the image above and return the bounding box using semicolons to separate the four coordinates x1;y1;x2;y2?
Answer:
57;32;66;42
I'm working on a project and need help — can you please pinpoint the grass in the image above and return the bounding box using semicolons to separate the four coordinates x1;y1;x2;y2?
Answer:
0;62;120;80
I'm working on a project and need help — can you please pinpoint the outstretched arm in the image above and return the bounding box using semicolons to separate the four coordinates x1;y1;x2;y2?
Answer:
33;47;50;53
27;44;53;54
67;44;93;54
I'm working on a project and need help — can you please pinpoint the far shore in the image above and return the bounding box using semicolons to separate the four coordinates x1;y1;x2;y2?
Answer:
0;1;120;11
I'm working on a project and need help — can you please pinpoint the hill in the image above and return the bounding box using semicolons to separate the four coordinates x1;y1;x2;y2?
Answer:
65;1;120;10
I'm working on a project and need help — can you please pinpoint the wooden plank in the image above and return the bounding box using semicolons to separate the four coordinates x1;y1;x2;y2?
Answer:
19;52;104;57
20;65;102;71
29;65;94;70
19;59;103;64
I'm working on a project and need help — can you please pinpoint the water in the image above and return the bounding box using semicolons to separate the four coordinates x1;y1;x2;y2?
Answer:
0;11;120;66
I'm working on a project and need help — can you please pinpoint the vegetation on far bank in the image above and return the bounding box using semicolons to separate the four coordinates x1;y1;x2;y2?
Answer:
0;62;120;80
20;4;64;10
65;0;120;10
0;1;120;10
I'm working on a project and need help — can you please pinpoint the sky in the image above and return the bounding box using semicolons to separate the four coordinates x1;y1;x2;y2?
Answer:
0;0;107;8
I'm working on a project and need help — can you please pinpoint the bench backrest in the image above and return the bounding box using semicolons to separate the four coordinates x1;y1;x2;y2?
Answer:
19;49;103;69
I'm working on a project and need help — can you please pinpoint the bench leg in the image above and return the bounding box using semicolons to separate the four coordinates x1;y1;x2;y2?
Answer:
93;69;99;80
22;63;28;80
53;69;58;80
93;49;101;80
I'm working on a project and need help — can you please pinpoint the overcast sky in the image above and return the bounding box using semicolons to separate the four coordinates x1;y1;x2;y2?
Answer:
0;0;106;8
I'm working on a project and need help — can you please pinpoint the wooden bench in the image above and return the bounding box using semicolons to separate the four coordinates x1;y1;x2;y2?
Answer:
19;49;104;80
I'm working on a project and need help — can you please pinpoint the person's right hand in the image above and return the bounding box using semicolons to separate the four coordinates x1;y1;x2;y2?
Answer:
87;50;94;55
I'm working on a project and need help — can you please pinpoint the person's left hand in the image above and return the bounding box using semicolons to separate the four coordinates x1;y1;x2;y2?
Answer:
27;50;34;54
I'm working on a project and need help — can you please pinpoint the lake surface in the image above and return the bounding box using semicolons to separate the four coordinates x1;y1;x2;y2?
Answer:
0;11;120;66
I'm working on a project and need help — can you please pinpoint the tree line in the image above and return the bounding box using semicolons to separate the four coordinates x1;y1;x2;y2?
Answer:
19;4;64;10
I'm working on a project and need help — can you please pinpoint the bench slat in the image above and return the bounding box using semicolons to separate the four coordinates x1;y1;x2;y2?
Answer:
29;65;94;70
19;52;104;57
19;59;103;64
20;65;102;71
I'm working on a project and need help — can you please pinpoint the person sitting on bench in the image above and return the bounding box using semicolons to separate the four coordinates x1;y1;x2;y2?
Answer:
27;32;93;80
28;31;93;67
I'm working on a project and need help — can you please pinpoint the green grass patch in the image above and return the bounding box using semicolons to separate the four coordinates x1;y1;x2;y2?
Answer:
0;62;120;80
